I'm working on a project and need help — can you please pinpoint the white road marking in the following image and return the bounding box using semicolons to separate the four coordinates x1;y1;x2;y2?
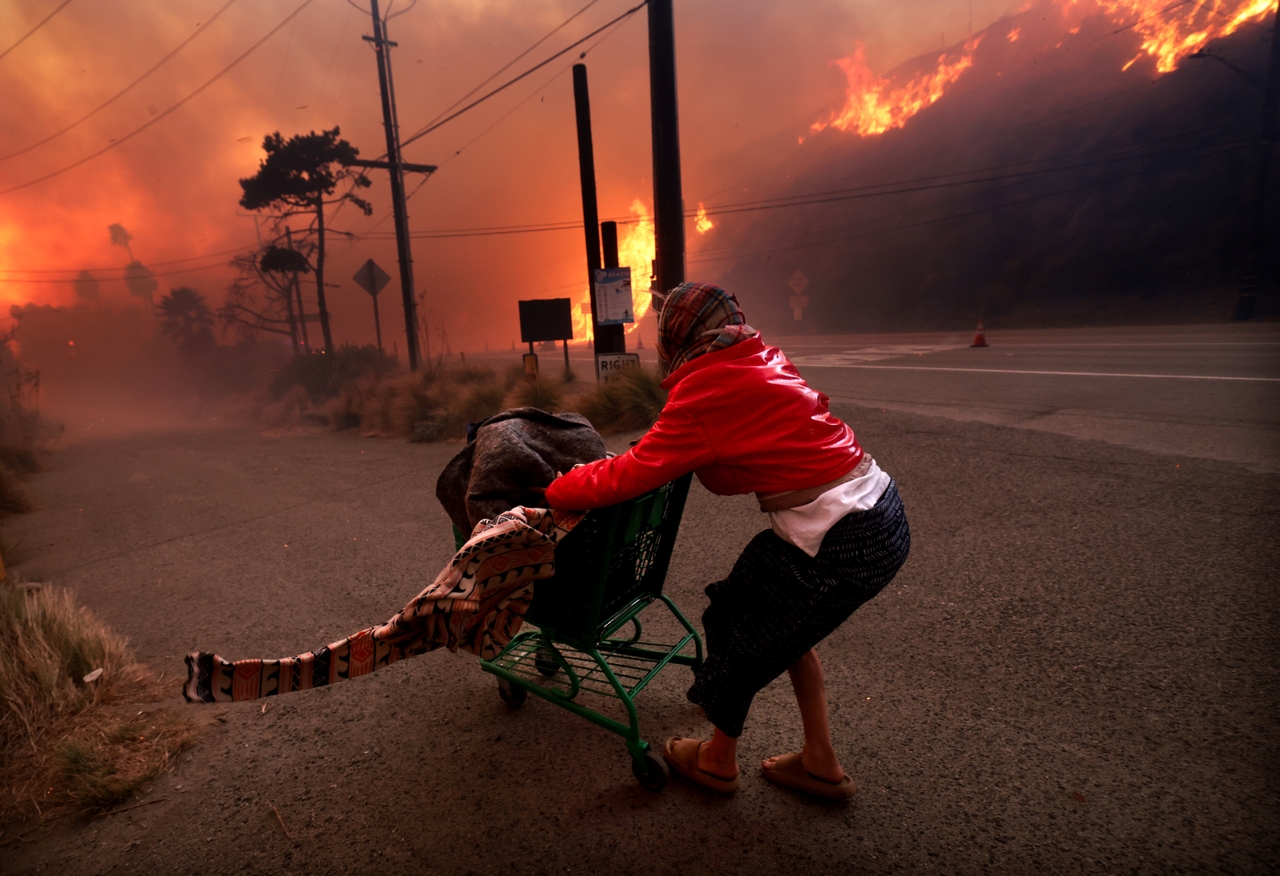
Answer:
787;345;964;365
793;363;1280;382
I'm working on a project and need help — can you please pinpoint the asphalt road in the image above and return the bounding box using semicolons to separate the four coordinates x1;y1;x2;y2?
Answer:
4;324;1279;875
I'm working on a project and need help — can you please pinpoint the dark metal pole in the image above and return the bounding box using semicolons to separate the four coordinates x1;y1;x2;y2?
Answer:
1241;8;1280;319
367;0;421;369
602;220;620;269
599;220;627;352
647;0;685;305
572;64;615;357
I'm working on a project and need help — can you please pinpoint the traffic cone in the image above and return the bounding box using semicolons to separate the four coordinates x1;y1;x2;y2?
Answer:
971;319;989;348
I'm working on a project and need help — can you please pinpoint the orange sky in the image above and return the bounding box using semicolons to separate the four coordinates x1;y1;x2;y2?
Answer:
0;0;1132;351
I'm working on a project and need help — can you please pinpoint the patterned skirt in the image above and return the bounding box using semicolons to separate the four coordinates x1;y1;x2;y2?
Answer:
687;479;910;737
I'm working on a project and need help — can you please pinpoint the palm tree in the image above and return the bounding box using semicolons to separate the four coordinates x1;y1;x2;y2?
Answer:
157;287;215;350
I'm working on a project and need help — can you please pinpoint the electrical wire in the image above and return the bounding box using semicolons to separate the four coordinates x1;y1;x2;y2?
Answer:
398;0;648;150
0;243;260;275
0;0;74;63
399;0;604;147
686;140;1252;264
0;0;315;198
355;2;634;237
341;126;1246;241
0;0;239;164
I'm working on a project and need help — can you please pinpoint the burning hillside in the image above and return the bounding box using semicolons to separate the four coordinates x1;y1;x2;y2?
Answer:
698;0;1276;331
808;0;1272;141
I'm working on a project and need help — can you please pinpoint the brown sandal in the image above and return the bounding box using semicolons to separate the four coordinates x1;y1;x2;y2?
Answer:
661;737;740;794
762;752;855;800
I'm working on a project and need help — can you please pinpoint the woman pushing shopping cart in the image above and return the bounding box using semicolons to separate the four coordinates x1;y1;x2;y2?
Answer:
546;282;911;800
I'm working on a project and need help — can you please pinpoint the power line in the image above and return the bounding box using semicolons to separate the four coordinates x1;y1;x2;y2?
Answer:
343;127;1244;241
0;0;314;198
356;2;634;236
0;0;239;164
0;0;74;63
0;243;259;275
399;0;605;147
686;140;1252;264
0;257;251;284
398;0;648;150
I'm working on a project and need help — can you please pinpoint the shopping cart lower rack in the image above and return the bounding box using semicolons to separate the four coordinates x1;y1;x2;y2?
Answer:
475;474;702;791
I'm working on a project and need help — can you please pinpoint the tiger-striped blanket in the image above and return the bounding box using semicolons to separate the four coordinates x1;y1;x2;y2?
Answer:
182;506;581;704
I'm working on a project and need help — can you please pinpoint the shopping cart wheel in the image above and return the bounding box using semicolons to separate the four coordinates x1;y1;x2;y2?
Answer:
631;749;669;792
497;678;526;708
535;645;559;677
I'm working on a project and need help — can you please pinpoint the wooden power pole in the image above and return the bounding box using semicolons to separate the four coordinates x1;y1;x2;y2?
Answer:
573;64;626;356
647;0;685;305
355;0;435;370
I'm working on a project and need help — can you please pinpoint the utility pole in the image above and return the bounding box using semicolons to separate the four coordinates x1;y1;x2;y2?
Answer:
358;0;434;370
647;0;685;306
572;64;625;356
1243;6;1280;319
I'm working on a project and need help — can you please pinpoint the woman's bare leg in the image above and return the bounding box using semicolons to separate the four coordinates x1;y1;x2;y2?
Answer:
697;727;740;779
762;648;845;782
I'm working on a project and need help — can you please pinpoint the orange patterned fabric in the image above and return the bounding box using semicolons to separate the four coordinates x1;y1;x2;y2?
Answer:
183;506;582;704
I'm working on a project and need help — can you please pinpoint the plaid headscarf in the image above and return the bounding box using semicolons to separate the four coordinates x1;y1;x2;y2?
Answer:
656;283;759;376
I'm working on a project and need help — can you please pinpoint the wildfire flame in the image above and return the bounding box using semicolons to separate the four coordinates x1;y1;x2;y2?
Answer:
812;0;1272;140
811;37;983;138
1096;0;1274;73
571;198;655;344
695;202;714;234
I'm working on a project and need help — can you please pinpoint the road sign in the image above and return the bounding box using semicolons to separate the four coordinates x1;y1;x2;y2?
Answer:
354;259;391;297
518;299;573;342
595;353;640;383
593;267;635;325
788;270;809;296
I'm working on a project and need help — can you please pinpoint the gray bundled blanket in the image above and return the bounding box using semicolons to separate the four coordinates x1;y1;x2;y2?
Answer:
436;407;607;536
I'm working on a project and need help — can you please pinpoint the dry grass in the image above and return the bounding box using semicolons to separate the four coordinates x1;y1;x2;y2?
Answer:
507;377;566;414
258;385;314;429
575;367;667;433
323;367;507;441
0;579;196;821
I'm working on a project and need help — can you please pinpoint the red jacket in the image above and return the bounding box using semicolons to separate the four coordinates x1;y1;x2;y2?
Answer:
545;336;862;510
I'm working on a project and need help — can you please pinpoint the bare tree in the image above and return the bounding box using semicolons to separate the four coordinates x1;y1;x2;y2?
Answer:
221;244;312;353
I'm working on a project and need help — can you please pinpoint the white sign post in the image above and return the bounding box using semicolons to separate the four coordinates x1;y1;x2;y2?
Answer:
595;352;641;384
593;267;635;325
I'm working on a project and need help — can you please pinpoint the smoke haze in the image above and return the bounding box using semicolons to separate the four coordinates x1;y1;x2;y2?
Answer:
0;0;1272;381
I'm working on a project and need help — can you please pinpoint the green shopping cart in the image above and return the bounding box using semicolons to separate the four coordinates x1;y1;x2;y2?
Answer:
468;473;702;791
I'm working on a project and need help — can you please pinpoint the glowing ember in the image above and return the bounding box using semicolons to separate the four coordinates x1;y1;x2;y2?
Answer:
811;37;983;138
695;202;714;234
1097;0;1274;73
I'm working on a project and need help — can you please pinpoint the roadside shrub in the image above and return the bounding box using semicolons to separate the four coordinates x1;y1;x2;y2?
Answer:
0;467;31;516
259;385;313;428
576;367;666;433
503;362;530;391
508;377;565;414
0;444;40;475
268;344;396;402
454;378;506;429
0;579;196;818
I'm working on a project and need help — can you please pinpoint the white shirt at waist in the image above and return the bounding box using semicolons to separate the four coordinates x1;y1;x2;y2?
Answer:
768;457;890;558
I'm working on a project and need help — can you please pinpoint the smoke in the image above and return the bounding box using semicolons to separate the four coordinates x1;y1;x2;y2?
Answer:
0;0;1265;384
